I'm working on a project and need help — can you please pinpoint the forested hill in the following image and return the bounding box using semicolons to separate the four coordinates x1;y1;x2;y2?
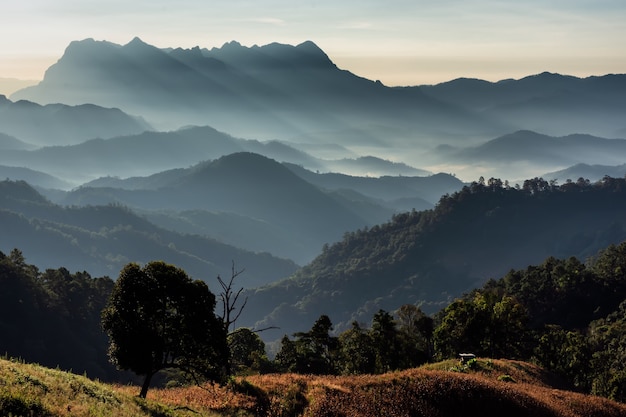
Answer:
0;180;298;286
244;177;626;338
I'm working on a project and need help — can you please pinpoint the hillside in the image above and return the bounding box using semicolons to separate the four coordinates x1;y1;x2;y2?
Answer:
54;153;434;263
0;180;298;286
241;176;626;338
543;163;626;183
0;95;150;146
2;357;624;417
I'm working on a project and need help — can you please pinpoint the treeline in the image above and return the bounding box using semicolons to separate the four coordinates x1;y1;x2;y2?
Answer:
2;241;626;401
0;249;126;382
259;241;626;402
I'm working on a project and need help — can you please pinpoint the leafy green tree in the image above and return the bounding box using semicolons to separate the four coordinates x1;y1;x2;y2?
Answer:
228;328;271;374
101;261;228;398
434;291;530;360
533;325;592;391
396;304;434;364
293;314;339;374
370;309;401;373
337;321;376;375
274;335;299;373
588;300;626;401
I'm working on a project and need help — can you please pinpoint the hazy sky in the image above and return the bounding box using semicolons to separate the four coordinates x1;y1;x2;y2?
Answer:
2;0;625;87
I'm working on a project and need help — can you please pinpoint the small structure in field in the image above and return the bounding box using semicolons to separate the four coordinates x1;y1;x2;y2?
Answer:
458;353;476;363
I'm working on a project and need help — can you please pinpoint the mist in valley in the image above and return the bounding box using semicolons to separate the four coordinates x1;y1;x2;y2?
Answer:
2;37;626;343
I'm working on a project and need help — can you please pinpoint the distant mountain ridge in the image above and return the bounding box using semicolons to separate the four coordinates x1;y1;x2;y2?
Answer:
10;37;500;141
0;179;297;286
0;95;150;146
0;125;435;187
432;130;626;180
44;152;461;263
420;72;626;137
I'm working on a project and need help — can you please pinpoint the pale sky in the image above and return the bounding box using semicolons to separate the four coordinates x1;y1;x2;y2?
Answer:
1;0;625;87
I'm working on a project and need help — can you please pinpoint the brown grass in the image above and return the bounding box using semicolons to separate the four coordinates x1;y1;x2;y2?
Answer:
2;357;625;417
139;359;626;417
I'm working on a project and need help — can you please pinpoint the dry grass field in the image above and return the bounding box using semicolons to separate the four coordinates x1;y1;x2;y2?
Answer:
2;357;625;416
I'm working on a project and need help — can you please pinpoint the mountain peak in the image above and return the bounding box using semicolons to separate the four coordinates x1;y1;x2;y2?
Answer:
126;36;147;46
220;40;243;50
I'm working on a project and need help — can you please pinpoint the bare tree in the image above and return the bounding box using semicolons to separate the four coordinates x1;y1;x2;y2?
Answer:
217;261;278;336
217;261;248;333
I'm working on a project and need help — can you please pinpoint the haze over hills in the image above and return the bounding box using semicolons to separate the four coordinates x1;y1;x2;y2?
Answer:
0;132;35;151
49;153;461;263
10;37;626;182
0;180;297;287
543;163;626;183
419;72;626;138
429;130;626;181
0;165;72;190
0;95;150;146
10;38;501;144
3;36;626;350
0;125;435;187
240;178;626;340
0;77;37;96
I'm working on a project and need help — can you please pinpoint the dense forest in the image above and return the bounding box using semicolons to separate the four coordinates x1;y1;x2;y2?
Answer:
264;240;626;401
245;175;626;336
2;177;626;402
2;240;626;401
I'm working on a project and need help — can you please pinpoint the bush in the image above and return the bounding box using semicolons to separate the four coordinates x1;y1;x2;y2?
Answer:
498;374;516;383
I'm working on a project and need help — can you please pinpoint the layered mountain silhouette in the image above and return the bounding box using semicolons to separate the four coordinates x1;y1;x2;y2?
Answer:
49;153;459;263
241;178;626;340
543;163;626;183
0;165;71;189
0;132;34;151
430;130;626;181
0;125;437;187
11;38;498;141
0;179;297;287
420;72;626;137
0;95;149;146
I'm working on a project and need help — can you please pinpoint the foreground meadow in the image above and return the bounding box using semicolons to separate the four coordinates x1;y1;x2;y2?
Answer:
2;357;625;416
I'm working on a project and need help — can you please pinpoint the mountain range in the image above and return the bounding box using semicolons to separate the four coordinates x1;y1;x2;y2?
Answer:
419;72;626;138
0;125;432;187
0;179;297;288
3;36;626;349
12;38;626;146
431;130;626;180
46;153;462;263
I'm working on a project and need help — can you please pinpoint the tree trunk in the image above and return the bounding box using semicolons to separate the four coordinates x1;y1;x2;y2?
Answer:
139;371;154;399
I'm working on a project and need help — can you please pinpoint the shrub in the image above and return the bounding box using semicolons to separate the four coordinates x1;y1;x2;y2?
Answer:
498;374;516;383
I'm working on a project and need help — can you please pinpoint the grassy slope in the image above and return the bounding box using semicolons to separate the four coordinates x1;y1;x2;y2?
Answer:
2;357;625;417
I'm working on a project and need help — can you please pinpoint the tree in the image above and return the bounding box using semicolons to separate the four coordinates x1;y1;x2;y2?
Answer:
370;310;401;373
534;325;592;391
292;314;339;374
101;261;228;398
433;291;530;360
228;328;271;374
338;321;376;375
274;335;299;373
396;304;433;366
217;261;248;333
